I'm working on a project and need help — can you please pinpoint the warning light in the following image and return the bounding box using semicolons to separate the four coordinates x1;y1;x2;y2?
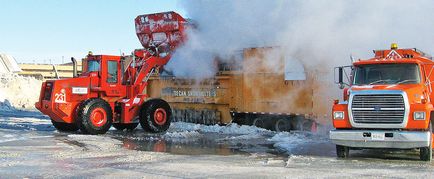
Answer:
391;43;398;50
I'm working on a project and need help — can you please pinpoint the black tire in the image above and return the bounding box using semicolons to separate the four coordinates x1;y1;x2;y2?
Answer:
420;122;432;161
336;145;349;158
140;99;172;133
51;119;79;132
275;118;291;132
253;118;265;128
420;146;432;161
113;123;139;131
76;98;113;135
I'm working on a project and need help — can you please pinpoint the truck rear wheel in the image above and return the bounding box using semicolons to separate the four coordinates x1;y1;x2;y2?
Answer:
336;145;349;158
51;119;79;132
77;98;113;135
113;123;139;131
140;99;172;133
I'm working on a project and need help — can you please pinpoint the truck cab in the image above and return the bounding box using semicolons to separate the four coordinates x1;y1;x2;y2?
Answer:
330;44;434;161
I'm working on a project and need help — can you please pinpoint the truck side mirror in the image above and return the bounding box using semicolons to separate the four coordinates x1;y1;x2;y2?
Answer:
334;66;350;89
338;67;343;84
338;67;345;89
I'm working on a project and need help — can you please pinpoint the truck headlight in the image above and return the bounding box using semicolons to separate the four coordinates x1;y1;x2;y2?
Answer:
333;111;345;120
414;112;426;120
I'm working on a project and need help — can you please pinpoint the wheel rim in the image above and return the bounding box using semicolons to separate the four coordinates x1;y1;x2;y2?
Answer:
275;119;290;132
253;118;263;128
90;107;107;127
154;108;167;125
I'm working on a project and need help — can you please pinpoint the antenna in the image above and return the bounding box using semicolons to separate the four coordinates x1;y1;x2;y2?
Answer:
350;54;355;63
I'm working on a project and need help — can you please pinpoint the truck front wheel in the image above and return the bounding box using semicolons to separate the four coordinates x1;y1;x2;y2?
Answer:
420;122;432;161
420;146;432;161
77;98;113;135
140;99;172;133
336;145;349;158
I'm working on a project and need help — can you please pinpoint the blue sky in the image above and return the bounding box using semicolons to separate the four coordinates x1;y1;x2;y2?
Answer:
0;0;184;64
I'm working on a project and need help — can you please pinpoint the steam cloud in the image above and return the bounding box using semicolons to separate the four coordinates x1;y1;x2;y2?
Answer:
167;0;434;78
161;0;434;128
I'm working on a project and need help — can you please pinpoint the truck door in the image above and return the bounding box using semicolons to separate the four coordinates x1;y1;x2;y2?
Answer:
104;59;122;96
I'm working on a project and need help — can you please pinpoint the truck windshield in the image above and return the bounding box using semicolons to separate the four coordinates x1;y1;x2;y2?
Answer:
353;63;421;85
87;60;100;72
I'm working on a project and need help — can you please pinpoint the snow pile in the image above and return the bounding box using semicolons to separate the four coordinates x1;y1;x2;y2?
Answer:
169;122;271;135
0;73;42;111
0;98;14;111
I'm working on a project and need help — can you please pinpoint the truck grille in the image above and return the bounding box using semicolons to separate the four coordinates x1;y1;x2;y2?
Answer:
351;94;405;124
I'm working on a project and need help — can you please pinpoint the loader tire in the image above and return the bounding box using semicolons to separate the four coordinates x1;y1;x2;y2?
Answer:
113;123;139;131
77;98;112;135
140;99;172;133
336;145;349;158
51;119;79;132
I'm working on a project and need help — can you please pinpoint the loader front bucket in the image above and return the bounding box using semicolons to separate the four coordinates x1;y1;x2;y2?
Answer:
135;11;190;51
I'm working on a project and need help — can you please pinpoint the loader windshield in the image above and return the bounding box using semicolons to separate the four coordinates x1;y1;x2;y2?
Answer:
87;60;100;72
353;63;421;85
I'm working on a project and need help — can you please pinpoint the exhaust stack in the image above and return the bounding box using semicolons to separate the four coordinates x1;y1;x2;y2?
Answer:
71;57;77;77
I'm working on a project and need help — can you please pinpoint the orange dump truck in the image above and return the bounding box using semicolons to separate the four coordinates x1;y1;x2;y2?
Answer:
330;44;434;161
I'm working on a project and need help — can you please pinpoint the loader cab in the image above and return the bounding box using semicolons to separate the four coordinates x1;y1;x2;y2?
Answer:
82;54;125;97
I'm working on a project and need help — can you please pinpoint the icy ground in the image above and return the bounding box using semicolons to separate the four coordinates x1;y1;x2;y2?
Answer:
0;110;433;178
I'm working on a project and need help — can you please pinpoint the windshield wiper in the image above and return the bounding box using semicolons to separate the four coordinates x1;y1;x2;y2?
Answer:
396;79;418;84
369;79;390;85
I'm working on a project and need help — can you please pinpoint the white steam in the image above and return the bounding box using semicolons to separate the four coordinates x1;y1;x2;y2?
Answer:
167;0;434;78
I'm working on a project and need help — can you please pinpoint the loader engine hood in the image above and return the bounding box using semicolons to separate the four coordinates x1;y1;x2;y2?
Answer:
35;76;93;124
